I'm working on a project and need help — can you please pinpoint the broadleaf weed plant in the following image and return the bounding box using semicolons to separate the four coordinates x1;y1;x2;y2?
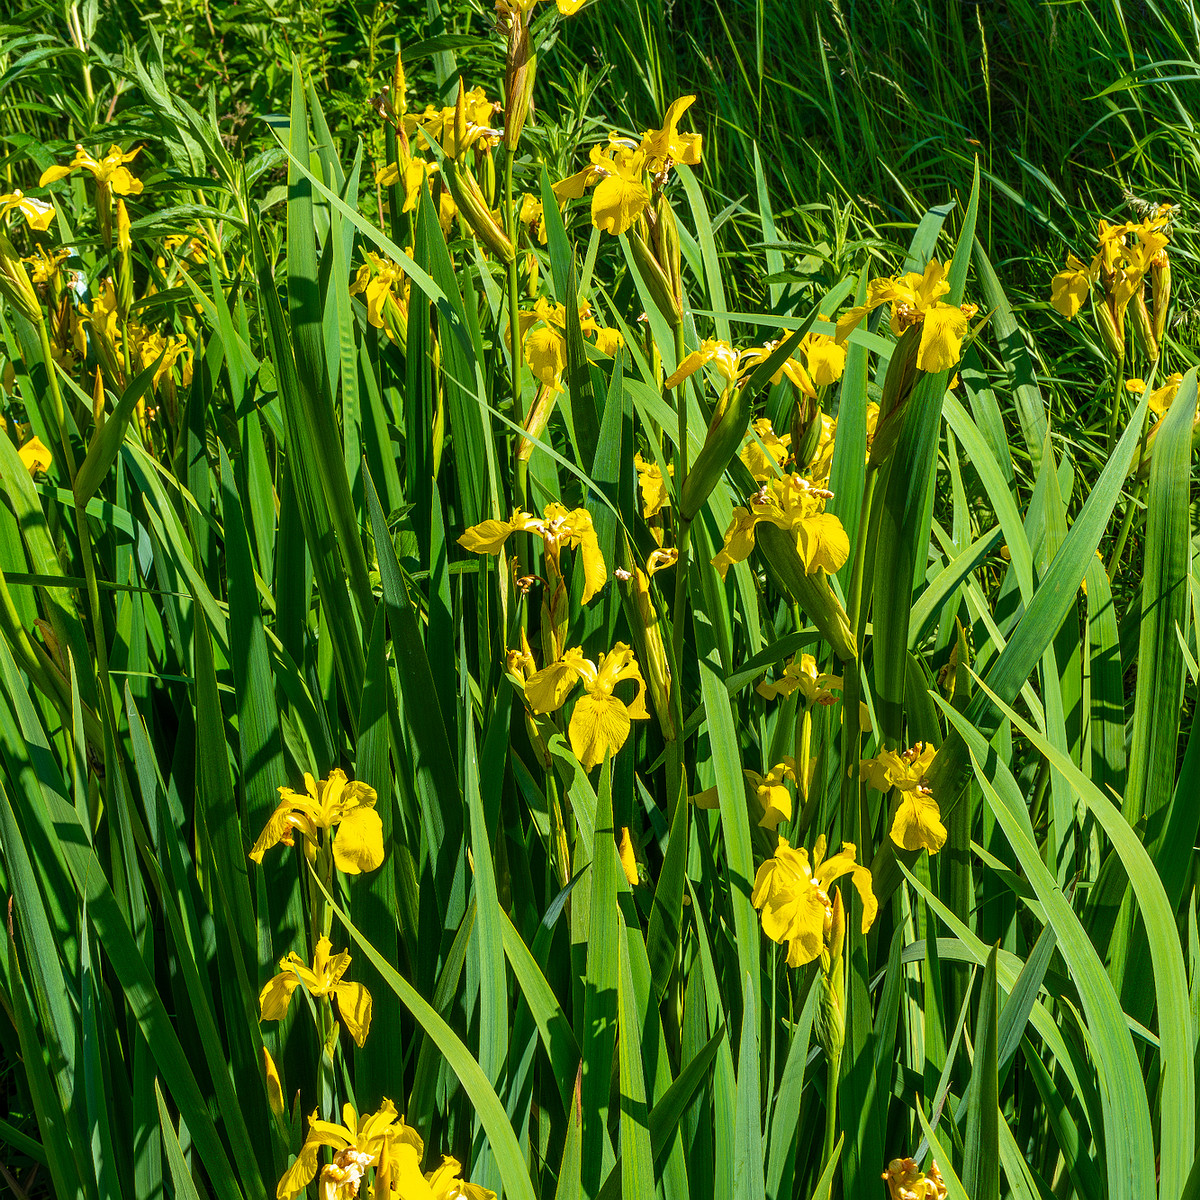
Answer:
0;3;1198;1200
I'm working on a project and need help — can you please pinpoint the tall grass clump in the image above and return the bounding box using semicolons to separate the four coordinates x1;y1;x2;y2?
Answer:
0;4;1198;1200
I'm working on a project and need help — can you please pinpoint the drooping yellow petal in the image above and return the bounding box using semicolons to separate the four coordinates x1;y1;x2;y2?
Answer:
890;789;947;854
750;840;827;967
803;334;846;386
262;1046;285;1117
590;172;649;236
568;692;632;770
813;845;878;932
793;511;850;575
553;166;598;201
711;507;761;579
567;508;608;603
1050;254;1092;320
333;982;373;1047
525;325;566;385
39;164;74;186
259;972;301;1022
332;805;385;874
916;305;969;373
524;659;579;714
277;1137;325;1200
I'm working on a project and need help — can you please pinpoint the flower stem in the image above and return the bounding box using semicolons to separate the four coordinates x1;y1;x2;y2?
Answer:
822;1045;841;1168
839;465;879;844
1107;400;1152;578
670;323;690;685
505;148;526;508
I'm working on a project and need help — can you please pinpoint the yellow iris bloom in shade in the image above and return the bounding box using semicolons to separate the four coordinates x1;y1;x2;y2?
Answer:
17;436;52;475
755;653;842;706
746;759;798;829
0;190;55;231
518;193;547;243
751;835;877;968
635;452;672;518
712;474;850;580
374;152;437;213
524;643;649;771
882;1158;948;1200
40;143;143;195
835;259;971;373
276;1100;423;1200
259;936;373;1047
740;418;791;481
459;503;607;603
250;769;385;874
1050;253;1095;320
349;252;410;332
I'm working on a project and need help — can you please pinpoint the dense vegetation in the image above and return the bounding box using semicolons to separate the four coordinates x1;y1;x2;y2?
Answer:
1;2;1199;1200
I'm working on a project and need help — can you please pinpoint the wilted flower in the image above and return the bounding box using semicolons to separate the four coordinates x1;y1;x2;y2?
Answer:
882;1158;949;1200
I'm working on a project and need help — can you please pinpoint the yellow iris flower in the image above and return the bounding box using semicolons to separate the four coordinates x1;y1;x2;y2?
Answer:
634;452;673;519
383;1146;498;1200
17;435;52;476
553;97;701;236
250;769;385;874
740;418;791;481
861;742;945;853
511;297;623;386
1050;253;1096;320
835;259;971;373
276;1099;423;1200
755;653;842;706
0;190;55;231
882;1158;949;1200
1126;373;1184;416
745;758;799;830
518;193;548;243
40;143;143;195
375;152;438;213
524;642;649;771
23;245;71;286
712;474;850;579
349;251;410;334
751;834;877;968
403;87;501;159
459;503;607;603
259;936;372;1047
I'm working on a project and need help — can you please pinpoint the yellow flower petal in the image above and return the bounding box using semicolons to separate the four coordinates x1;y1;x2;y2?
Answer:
17;436;52;476
262;1046;285;1117
333;982;373;1047
793;511;850;575
259;972;301;1022
568;691;632;770
525;325;566;385
568;508;608;603
916;304;969;373
889;788;947;853
712;507;761;579
524;659;579;714
458;517;518;555
618;826;639;887
590;172;649;236
332;805;385;874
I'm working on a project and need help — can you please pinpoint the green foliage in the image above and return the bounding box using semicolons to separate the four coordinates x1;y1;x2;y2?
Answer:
1;3;1199;1200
